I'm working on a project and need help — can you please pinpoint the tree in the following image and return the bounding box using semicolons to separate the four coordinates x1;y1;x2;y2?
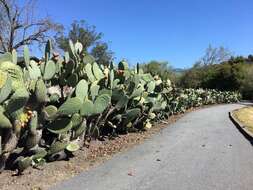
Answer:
198;45;232;65
141;60;180;83
0;0;62;53
56;20;113;65
91;42;113;65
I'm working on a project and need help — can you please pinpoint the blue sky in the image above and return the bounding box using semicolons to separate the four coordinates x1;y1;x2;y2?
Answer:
33;0;253;68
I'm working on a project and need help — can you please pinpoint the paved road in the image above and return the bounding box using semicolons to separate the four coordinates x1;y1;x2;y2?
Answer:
51;104;253;190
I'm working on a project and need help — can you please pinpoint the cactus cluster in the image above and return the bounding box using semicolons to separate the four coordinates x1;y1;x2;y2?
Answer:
0;40;241;174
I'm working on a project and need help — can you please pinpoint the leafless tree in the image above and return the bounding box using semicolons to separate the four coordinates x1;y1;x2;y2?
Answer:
0;0;63;53
197;44;232;66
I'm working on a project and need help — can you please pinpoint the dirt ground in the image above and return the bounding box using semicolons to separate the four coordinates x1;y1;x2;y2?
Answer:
232;106;253;133
0;106;211;190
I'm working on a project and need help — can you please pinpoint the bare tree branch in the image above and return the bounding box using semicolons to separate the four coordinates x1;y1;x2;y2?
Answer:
0;0;63;53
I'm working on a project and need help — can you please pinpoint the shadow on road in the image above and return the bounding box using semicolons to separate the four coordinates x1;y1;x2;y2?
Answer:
229;113;253;146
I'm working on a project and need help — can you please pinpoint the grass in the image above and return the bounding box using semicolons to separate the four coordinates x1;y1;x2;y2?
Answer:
233;106;253;133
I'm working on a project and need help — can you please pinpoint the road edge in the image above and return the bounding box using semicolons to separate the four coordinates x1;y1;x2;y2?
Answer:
229;110;253;140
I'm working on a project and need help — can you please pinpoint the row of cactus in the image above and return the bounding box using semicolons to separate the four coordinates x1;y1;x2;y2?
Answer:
0;41;241;174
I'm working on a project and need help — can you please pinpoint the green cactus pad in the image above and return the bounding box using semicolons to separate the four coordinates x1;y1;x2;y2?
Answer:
35;79;47;103
115;95;129;110
94;94;111;114
85;63;96;82
118;60;128;70
49;93;60;103
28;60;41;80
110;70;114;89
69;40;76;57
0;70;7;89
80;99;94;116
83;55;95;64
45;40;52;62
42;105;58;121
75;79;88;102
64;52;70;63
31;148;47;160
141;73;153;82
0;75;12;104
75;41;83;53
0;61;24;90
93;62;105;81
130;85;144;98
71;113;82;129
57;97;82;116
147;81;156;93
47;141;68;155
6;88;29;114
47;118;73;134
0;52;12;62
0;112;12;128
122;108;141;126
66;142;80;152
98;89;112;96
67;73;78;87
43;60;56;80
73;120;86;138
23;46;30;68
18;157;32;172
90;82;100;101
29;111;38;130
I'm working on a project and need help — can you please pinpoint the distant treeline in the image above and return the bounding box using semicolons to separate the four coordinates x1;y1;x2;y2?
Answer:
179;55;253;99
142;55;253;99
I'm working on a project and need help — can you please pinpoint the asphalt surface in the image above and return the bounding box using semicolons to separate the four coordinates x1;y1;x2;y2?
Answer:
51;104;253;190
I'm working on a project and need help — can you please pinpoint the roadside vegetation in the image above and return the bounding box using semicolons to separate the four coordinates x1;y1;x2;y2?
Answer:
0;41;241;174
0;0;243;177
